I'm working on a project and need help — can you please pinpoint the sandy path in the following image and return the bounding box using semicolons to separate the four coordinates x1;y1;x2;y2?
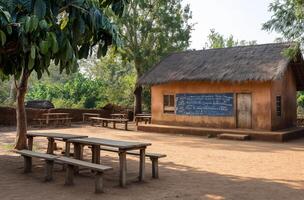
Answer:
0;124;303;200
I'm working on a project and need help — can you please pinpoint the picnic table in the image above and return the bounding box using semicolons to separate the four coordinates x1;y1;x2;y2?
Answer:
34;113;72;127
135;114;152;126
68;137;151;187
110;113;127;119
26;132;88;156
82;113;100;123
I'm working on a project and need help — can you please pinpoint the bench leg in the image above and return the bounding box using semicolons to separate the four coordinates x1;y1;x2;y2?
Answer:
65;164;74;185
150;158;159;179
23;156;32;173
44;160;54;182
95;172;104;193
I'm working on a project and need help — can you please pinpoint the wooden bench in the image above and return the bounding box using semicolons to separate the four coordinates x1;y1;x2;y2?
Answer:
89;117;129;130
90;146;166;178
15;150;58;181
56;157;112;193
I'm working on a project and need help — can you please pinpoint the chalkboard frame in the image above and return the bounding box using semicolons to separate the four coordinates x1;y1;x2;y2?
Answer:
175;93;235;116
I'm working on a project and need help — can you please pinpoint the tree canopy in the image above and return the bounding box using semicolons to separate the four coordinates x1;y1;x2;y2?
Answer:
204;29;257;49
263;0;301;56
0;0;128;149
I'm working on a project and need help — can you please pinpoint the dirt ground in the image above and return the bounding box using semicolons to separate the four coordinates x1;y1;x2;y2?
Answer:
0;123;303;200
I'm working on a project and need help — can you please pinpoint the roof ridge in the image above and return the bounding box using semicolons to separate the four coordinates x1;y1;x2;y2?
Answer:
169;42;294;56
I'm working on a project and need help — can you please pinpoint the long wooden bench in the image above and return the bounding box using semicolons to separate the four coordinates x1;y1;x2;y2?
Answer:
15;150;58;181
89;146;166;178
56;157;112;193
90;117;129;130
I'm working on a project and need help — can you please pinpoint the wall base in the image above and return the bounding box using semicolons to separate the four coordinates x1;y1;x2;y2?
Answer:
137;124;304;142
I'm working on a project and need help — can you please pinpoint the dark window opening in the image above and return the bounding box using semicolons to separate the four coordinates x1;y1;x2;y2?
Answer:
164;94;175;114
276;96;282;117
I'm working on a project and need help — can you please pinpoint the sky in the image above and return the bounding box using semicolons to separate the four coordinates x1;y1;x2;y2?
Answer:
182;0;282;50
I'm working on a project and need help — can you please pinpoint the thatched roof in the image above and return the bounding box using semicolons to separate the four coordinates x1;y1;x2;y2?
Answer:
138;43;304;90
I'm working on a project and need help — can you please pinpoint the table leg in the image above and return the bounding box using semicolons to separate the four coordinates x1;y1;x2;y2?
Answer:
65;141;71;157
119;151;127;187
139;148;146;181
27;136;33;150
47;138;55;154
91;145;100;164
73;143;81;173
83;114;85;123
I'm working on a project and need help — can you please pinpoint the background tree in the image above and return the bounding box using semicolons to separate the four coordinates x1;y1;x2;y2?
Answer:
205;29;257;49
0;0;127;149
262;0;301;56
112;0;193;114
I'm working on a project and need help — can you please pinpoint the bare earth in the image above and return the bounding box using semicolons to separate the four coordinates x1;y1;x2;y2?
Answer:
0;123;303;200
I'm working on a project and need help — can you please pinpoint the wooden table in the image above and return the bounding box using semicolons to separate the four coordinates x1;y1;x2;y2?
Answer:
135;115;152;125
83;113;100;122
26;132;88;156
110;113;127;119
68;137;151;187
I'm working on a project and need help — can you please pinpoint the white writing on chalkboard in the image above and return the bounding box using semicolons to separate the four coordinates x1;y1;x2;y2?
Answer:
176;93;234;116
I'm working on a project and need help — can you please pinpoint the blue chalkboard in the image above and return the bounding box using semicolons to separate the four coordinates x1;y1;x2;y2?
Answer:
176;93;234;116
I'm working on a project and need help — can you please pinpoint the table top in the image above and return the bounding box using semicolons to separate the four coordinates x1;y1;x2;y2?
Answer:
136;114;151;116
83;113;100;115
111;113;126;116
27;132;88;140
42;113;69;116
68;137;151;150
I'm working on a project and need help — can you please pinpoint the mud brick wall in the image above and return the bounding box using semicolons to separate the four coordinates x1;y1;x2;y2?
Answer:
0;107;113;126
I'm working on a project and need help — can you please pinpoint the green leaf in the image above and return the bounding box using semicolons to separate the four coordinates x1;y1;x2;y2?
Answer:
39;40;49;55
0;30;6;46
50;32;59;53
34;0;47;19
30;15;39;32
60;16;69;30
39;19;48;30
30;45;36;59
28;55;35;70
25;16;31;33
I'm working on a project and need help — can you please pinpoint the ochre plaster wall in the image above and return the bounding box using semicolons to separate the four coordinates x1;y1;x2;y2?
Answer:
151;81;274;130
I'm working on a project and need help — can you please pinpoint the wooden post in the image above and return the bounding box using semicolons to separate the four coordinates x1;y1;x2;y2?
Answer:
91;145;96;163
47;137;55;154
65;164;74;185
139;148;146;181
95;145;100;164
150;158;159;179
27;136;33;150
44;160;54;182
95;172;104;193
119;151;127;187
23;156;32;173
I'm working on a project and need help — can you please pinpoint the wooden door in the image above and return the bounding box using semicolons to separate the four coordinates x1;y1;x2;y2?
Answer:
237;93;252;129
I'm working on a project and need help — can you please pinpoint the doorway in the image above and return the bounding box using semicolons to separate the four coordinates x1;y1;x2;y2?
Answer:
236;93;252;129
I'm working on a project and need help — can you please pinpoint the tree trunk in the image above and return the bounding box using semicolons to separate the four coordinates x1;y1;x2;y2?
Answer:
14;69;29;150
134;85;142;115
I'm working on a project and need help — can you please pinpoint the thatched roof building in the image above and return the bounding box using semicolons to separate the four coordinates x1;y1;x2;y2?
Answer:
139;43;304;90
137;43;304;134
